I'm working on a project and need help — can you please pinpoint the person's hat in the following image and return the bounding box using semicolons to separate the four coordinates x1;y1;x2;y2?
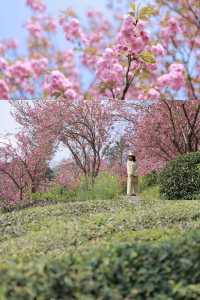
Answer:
128;151;134;156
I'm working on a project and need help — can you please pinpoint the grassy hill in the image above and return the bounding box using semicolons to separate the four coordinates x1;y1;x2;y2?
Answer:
1;194;200;262
1;188;200;298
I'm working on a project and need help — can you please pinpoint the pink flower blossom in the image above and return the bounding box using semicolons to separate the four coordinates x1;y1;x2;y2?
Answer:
96;48;124;87
26;20;43;38
158;63;185;90
146;63;157;72
64;88;77;99
62;18;86;42
161;28;170;45
26;0;46;12
44;70;74;97
0;80;9;99
44;17;57;32
169;71;185;90
168;17;181;34
157;73;172;87
169;63;184;73
152;44;165;56
8;61;32;84
5;39;18;50
116;17;149;54
0;58;8;70
0;43;6;55
193;38;200;47
30;57;48;77
147;88;160;100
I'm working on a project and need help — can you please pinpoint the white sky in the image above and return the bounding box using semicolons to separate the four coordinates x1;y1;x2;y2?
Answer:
0;101;18;135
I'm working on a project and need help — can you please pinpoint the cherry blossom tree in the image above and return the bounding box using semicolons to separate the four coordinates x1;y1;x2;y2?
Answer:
155;0;200;100
11;98;115;186
0;145;28;203
133;100;200;174
55;159;81;189
0;129;55;204
1;0;197;100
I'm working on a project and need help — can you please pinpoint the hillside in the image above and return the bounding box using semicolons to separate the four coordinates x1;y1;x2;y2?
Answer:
1;193;200;298
1;196;200;262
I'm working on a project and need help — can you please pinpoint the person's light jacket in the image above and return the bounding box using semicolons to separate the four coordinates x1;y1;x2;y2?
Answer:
127;161;138;176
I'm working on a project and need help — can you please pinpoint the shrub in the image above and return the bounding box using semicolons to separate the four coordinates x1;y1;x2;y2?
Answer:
1;173;123;212
32;172;123;204
140;171;158;191
159;152;200;200
76;172;123;200
32;185;77;202
141;185;160;201
1;231;200;299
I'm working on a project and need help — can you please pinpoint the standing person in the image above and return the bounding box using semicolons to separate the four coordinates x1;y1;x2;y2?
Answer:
127;152;139;196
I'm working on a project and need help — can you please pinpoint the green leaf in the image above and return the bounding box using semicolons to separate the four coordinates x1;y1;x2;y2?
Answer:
85;47;97;55
43;90;49;99
139;5;155;20
140;51;156;64
138;69;151;80
130;2;136;11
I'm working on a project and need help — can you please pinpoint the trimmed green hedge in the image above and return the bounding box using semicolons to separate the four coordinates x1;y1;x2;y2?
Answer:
140;171;158;191
159;152;200;200
1;231;200;299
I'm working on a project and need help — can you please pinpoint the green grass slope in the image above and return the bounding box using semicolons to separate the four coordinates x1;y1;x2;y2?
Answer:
1;189;200;299
1;193;200;263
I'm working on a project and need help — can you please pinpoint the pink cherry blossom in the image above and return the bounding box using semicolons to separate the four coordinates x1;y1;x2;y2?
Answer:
0;80;9;99
43;70;74;97
30;57;48;77
161;28;170;46
169;71;185;90
64;88;77;99
158;63;185;90
26;0;46;12
169;63;184;73
0;43;6;55
96;48;124;89
44;17;57;32
151;44;165;56
8;61;32;84
26;20;43;38
116;17;149;54
157;73;171;87
5;39;18;50
147;88;160;100
0;58;8;70
193;38;200;47
62;18;86;42
168;17;181;34
146;63;157;72
59;50;75;70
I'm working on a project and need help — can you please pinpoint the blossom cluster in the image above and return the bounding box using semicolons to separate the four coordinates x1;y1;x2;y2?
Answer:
43;70;77;99
26;0;46;12
116;17;150;55
158;63;185;91
0;80;9;99
60;17;86;43
30;57;48;78
7;61;32;84
0;39;18;55
26;20;43;38
96;48;124;89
